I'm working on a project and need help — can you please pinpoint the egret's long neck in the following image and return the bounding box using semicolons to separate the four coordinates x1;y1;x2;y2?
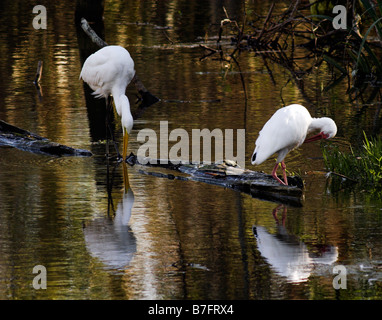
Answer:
112;89;129;116
113;93;133;134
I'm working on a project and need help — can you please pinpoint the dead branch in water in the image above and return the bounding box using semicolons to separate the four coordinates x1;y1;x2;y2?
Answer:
125;152;304;206
198;0;363;102
80;17;108;48
33;60;43;84
33;60;43;101
0;120;92;157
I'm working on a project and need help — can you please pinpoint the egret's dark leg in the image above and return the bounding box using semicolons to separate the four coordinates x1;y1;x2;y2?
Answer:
105;96;122;160
105;97;110;158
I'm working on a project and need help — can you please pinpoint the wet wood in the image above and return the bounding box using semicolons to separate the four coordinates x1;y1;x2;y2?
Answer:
80;17;107;48
126;153;304;206
0;120;92;157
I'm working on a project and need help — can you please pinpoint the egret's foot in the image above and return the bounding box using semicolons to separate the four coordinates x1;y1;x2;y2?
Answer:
116;153;123;163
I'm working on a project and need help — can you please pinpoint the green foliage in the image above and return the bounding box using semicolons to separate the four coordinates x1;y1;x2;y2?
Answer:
323;133;382;188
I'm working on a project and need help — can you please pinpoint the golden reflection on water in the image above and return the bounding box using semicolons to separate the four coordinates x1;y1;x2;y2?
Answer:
0;0;382;300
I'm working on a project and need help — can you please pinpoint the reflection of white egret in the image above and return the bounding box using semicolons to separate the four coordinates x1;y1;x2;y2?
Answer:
251;104;337;185
253;225;338;283
84;163;135;271
80;45;135;161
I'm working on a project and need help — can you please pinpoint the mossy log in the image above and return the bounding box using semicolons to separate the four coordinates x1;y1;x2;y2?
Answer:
126;153;304;206
0;120;92;157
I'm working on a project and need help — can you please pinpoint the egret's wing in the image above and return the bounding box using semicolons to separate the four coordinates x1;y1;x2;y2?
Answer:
253;106;310;164
253;117;291;164
79;51;120;98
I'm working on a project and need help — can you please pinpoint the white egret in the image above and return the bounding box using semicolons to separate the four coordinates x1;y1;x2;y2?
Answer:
251;104;337;185
80;45;135;161
84;163;136;271
253;225;338;283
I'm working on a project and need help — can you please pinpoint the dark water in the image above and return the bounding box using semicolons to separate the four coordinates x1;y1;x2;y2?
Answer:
1;0;382;300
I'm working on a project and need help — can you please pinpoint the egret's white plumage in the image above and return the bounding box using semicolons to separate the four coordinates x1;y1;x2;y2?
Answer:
84;164;136;271
251;104;337;185
254;225;338;282
80;45;135;160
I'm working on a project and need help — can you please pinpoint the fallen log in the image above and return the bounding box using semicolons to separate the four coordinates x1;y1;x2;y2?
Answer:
126;153;304;206
0;120;92;157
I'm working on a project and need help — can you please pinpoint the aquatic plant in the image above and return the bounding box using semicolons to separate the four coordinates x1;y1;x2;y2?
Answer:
323;132;382;187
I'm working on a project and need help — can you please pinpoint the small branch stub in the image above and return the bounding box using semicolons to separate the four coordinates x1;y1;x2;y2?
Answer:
34;60;43;84
80;17;108;48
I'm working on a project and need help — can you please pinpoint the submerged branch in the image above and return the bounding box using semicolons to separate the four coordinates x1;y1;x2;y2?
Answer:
0;120;92;157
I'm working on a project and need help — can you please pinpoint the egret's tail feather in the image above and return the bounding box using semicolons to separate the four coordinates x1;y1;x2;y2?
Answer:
92;90;105;99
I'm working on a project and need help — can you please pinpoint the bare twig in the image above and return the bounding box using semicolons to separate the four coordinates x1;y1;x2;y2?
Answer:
258;2;275;41
33;60;43;84
328;171;358;183
230;54;248;101
80;18;108;48
33;60;43;101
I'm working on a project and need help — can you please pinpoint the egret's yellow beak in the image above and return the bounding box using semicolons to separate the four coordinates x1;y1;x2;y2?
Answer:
123;130;129;161
122;162;130;191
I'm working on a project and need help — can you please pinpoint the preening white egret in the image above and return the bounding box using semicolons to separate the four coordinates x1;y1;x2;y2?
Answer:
251;104;337;185
80;45;135;161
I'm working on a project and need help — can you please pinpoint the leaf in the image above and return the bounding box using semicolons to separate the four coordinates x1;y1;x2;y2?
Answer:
360;0;382;39
356;16;382;72
323;54;347;74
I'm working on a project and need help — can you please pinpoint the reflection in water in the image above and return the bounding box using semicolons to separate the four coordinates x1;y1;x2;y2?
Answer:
84;163;136;272
271;204;287;226
253;205;338;283
1;0;382;300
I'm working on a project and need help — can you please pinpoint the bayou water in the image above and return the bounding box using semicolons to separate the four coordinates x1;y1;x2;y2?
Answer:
0;1;382;299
